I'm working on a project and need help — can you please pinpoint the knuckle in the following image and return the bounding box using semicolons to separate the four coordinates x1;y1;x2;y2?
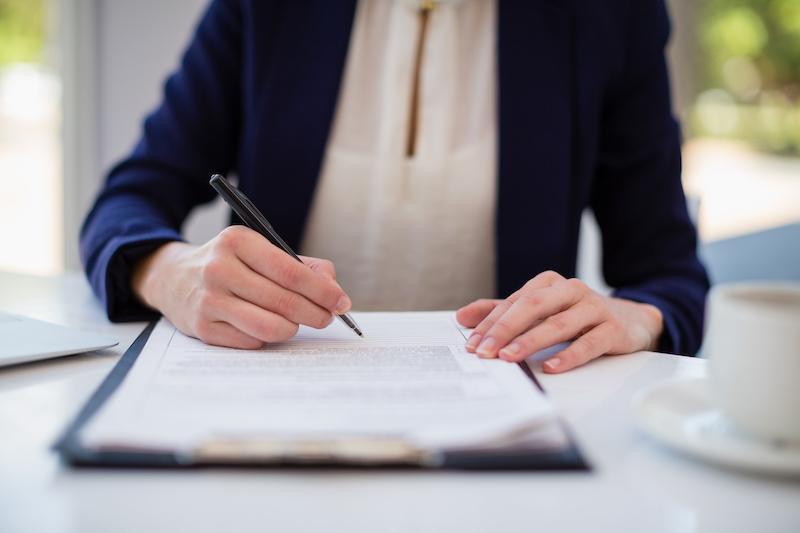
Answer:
608;319;625;336
262;242;280;262
274;291;299;317
196;289;221;311
473;298;498;311
565;278;587;292
491;318;515;338
200;257;227;284
276;260;302;288
579;298;604;320
544;313;569;333
517;292;542;308
584;294;604;310
474;309;504;334
574;334;598;356
541;270;563;284
473;322;490;335
217;225;246;249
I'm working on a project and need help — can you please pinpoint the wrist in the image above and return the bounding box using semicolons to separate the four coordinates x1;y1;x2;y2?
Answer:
607;296;664;352
131;241;192;310
637;302;664;351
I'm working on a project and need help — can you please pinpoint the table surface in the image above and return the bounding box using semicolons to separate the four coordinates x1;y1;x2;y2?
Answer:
1;271;798;533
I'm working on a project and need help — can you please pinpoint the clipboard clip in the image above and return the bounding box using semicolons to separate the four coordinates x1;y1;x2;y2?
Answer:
188;436;441;466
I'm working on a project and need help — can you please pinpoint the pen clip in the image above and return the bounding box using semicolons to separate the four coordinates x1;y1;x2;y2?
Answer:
232;187;275;232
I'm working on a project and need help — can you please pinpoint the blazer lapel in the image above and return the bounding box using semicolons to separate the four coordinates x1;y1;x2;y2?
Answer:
496;0;578;296
247;0;358;250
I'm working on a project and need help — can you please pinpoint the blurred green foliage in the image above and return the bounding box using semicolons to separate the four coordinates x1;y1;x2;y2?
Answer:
1;0;798;154
695;0;800;155
0;0;46;66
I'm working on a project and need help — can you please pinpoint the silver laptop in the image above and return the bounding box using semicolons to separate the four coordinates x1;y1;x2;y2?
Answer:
0;312;118;367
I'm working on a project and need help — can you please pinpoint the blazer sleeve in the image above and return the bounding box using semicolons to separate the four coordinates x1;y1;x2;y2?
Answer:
79;0;243;321
591;0;710;355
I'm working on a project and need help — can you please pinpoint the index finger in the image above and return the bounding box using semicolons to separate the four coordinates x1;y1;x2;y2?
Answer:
476;283;583;358
468;271;565;353
232;230;351;314
456;299;502;328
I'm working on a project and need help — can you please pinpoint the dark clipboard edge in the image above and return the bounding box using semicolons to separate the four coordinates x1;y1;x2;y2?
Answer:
55;322;590;471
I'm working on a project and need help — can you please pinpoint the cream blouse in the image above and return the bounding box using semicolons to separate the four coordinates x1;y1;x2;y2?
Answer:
300;0;497;310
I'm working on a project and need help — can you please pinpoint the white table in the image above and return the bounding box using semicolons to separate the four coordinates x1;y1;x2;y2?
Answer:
1;271;798;533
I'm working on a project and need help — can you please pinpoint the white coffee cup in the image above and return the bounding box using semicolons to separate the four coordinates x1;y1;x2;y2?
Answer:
705;282;800;444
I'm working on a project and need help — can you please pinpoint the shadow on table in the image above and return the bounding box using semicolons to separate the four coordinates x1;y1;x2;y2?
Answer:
0;348;119;393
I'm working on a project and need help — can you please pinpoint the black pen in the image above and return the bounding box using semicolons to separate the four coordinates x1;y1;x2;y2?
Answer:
209;174;363;338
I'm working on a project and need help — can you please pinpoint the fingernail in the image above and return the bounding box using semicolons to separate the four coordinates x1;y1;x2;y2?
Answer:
476;337;496;358
335;294;351;314
499;343;521;360
544;357;561;371
466;333;482;351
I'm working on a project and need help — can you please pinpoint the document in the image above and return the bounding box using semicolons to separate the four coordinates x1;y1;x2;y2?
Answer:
80;312;557;455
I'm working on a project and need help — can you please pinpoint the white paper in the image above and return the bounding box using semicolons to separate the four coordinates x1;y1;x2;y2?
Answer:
81;312;556;452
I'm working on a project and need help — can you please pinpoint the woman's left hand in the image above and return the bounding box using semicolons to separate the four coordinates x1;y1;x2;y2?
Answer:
456;271;664;373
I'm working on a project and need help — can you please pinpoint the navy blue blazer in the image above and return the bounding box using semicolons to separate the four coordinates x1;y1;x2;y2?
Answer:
80;0;710;355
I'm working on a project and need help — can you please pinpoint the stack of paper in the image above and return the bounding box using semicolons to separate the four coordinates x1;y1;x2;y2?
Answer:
80;312;558;459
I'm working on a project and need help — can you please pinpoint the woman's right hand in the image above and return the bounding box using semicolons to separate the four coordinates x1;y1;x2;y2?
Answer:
131;226;351;349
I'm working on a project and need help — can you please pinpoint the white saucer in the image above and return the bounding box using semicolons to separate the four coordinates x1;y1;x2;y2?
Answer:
632;377;800;477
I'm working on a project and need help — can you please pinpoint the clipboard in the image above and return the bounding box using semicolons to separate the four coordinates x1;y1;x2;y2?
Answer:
55;322;590;471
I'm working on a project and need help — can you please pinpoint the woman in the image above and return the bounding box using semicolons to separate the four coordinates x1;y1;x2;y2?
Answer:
81;0;709;372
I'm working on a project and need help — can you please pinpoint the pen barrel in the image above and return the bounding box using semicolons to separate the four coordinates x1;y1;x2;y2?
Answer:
338;313;362;337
